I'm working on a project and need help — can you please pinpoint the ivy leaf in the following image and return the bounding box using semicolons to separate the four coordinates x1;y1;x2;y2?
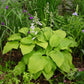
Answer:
20;44;35;55
3;41;19;54
28;52;47;73
19;27;28;36
8;33;21;41
13;61;25;76
21;35;34;45
49;51;64;67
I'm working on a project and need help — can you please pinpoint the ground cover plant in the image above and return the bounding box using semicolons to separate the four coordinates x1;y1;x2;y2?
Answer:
0;0;84;84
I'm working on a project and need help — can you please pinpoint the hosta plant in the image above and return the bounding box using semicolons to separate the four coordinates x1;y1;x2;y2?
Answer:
3;26;77;80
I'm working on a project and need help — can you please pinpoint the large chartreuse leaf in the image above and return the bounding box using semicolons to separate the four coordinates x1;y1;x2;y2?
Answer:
20;44;35;55
28;52;47;73
42;56;56;80
50;30;66;48
49;34;60;48
49;50;64;67
21;35;34;45
45;45;52;56
43;56;56;74
8;33;21;41
36;41;48;49
60;51;73;73
21;51;34;64
13;61;25;76
53;29;66;39
19;27;28;36
42;27;53;40
37;31;45;42
42;71;54;80
3;41;19;54
33;71;42;80
58;38;77;50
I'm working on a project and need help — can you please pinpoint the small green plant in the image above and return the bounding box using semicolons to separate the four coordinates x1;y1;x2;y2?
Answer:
3;22;77;82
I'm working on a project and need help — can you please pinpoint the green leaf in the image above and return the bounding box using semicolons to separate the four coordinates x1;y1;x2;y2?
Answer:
42;71;54;80
13;61;25;76
3;41;19;54
53;29;66;39
58;38;72;50
19;27;28;36
36;41;48;49
49;51;64;67
60;51;72;73
42;56;56;79
21;35;34;45
37;31;45;42
0;71;3;75
20;44;35;55
42;27;53;40
22;51;35;64
33;71;42;80
68;37;77;47
43;56;56;74
28;52;47;73
49;34;60;48
8;33;21;41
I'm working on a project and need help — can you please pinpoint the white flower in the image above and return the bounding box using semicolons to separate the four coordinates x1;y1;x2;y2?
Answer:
38;22;42;26
31;30;35;33
31;23;34;26
35;31;37;35
36;21;42;26
32;37;36;40
30;25;35;30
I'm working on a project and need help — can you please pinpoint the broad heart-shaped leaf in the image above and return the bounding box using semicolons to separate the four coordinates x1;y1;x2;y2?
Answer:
42;71;54;80
21;35;34;45
33;71;42;80
21;51;34;64
49;50;64;67
28;52;47;73
3;41;19;54
43;56;56;74
37;31;45;42
8;33;21;41
13;61;25;76
58;38;77;50
53;29;66;39
19;27;28;36
49;34;60;48
42;27;53;40
60;51;73;73
20;44;35;55
45;45;52;56
36;41;48;49
42;56;56;80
